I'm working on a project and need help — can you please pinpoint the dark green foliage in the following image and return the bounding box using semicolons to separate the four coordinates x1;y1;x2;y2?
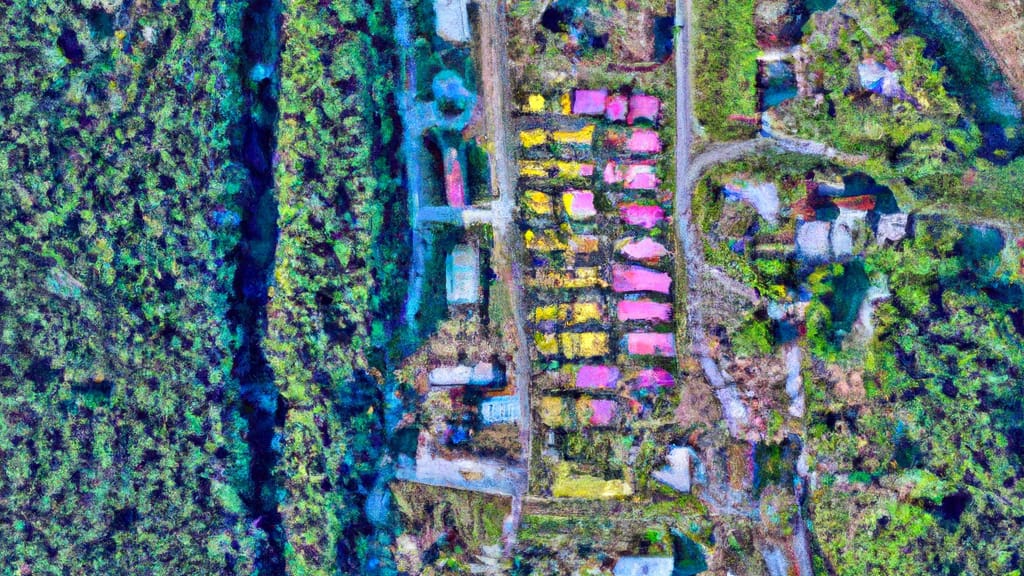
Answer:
269;0;404;572
808;221;1024;574
0;1;260;573
693;0;760;140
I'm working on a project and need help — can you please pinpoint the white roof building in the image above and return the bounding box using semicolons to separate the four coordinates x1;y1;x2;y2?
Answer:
446;244;480;305
434;0;470;43
613;556;674;576
479;396;520;425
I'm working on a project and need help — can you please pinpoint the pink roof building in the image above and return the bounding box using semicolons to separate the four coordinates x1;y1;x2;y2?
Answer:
619;204;665;229
604;162;659;189
603;161;623;184
612;265;672;294
605;94;628;122
444;147;465;207
588;399;617;426
619;237;669;260
631;368;675;389
578;163;595;177
617;299;672;322
563;190;597;220
575;365;620;389
628;95;661;125
573;89;608;115
626;129;663;154
625;333;676;356
625;164;659;190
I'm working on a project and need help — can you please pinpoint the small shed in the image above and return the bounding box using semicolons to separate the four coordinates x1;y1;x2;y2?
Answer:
446;244;480;305
858;60;904;98
434;0;470;43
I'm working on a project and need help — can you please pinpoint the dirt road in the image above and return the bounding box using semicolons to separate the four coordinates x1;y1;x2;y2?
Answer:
477;0;533;552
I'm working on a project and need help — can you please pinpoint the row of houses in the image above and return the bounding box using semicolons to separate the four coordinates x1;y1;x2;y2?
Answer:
515;88;678;498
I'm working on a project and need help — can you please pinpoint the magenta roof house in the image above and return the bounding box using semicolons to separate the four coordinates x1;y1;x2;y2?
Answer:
572;89;608;115
626;129;662;154
574;365;620;389
586;399;617;426
631;367;675;389
444;147;465;207
563;189;597;220
625;333;676;356
617;299;672;322
612;265;672;294
625;164;659;190
605;94;628;122
618;237;669;261
619;204;666;229
628;95;661;125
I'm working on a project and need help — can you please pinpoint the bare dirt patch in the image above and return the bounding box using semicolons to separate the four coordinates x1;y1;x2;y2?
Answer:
947;0;1024;103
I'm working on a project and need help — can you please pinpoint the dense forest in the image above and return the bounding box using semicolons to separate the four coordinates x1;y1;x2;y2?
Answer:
0;1;260;572
0;0;405;574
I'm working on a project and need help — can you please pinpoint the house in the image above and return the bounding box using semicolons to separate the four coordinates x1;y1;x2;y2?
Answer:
428;362;500;387
624;164;659;190
624;333;676;357
627;95;661;125
552;125;595;146
613;557;674;576
560;332;609;359
617;299;672;322
858;60;904;98
444;147;466;207
479;395;520;424
573;365;620;389
876;212;908;245
519;128;548;148
630;368;674;389
572;89;609;115
523;190;553;215
831;208;868;258
604;162;659;189
795;221;831;262
581;398;618;426
618;237;669;261
606;94;628;122
612;265;672;294
433;0;470;43
446;244;480;304
723;177;780;223
563;190;597;220
652;445;695;493
619;203;666;228
626;129;662;154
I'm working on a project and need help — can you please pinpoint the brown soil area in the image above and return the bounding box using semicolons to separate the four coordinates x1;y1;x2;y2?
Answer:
946;0;1024;104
